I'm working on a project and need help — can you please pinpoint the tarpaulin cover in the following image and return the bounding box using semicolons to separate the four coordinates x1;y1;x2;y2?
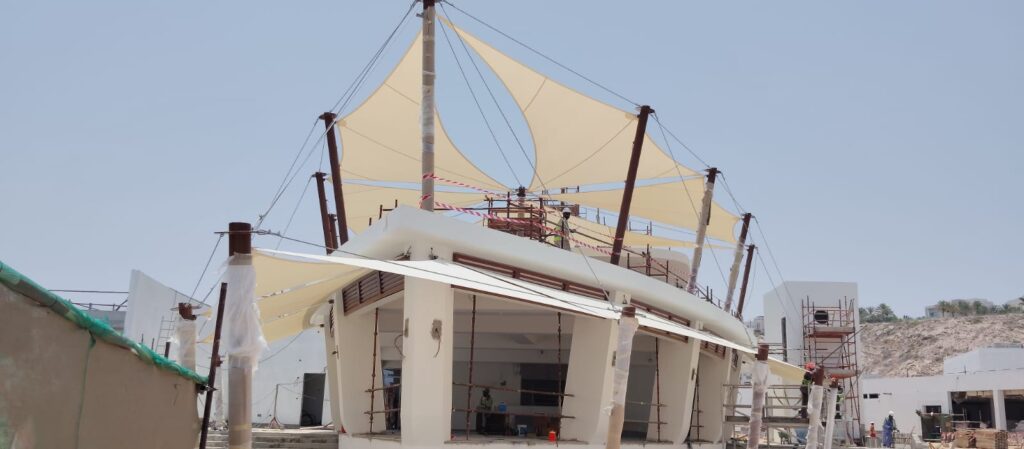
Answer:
0;259;207;385
223;260;267;363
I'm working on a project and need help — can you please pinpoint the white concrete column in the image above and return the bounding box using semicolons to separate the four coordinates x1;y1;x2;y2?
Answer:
322;301;342;431
399;245;454;447
648;336;701;444
561;315;618;444
694;351;732;442
332;303;384;435
993;389;1007;430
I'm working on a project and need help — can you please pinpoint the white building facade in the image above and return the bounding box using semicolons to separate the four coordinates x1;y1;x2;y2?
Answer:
860;346;1024;435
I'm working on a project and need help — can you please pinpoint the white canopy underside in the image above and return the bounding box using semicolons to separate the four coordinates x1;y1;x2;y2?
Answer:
252;249;752;355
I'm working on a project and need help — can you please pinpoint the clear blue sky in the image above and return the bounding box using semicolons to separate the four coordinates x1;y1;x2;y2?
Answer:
1;1;1021;318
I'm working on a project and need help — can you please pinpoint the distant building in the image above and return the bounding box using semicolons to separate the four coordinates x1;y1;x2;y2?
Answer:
860;345;1024;434
745;315;764;337
1005;297;1024;311
924;298;996;318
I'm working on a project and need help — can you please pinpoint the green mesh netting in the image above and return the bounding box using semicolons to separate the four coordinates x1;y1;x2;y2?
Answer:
0;260;208;385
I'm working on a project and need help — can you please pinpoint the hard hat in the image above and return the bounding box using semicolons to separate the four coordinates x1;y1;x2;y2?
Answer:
562;207;571;214
889;411;894;415
805;362;816;370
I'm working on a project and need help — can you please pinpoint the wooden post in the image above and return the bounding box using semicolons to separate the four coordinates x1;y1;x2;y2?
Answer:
724;213;752;312
314;172;335;254
735;244;756;319
687;167;719;294
198;282;229;449
420;0;436;211
327;213;339;251
610;105;653;266
319;113;349;244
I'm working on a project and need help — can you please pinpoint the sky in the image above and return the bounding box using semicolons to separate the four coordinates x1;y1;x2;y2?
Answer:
1;1;1021;319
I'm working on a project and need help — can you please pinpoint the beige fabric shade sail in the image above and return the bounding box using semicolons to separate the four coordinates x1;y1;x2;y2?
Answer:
448;21;700;191
540;206;699;249
338;33;509;192
342;183;485;233
548;180;739;243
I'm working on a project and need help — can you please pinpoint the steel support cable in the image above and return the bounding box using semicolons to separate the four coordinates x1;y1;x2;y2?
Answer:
752;217;798;315
440;0;639;108
188;234;225;305
437;17;523;187
653;115;729;292
257;2;415;228
437;4;619;299
257;119;321;229
275;175;315;250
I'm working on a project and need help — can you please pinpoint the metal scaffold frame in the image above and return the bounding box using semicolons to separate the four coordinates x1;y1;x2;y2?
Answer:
802;296;862;443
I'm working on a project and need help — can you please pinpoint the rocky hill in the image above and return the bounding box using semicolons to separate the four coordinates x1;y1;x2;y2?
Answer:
860;314;1024;377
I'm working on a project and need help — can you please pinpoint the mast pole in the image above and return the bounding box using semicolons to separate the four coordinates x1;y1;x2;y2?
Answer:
736;244;756;319
609;105;653;266
687;167;719;294
320;112;349;245
724;212;752;312
314;172;335;254
420;0;436;211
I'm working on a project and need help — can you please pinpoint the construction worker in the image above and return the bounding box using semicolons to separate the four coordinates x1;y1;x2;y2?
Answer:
553;208;573;250
800;362;815;418
883;411;897;448
835;380;844;419
869;422;878;447
476;388;494;434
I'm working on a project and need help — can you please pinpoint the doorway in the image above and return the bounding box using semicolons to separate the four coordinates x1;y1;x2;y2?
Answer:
301;373;326;426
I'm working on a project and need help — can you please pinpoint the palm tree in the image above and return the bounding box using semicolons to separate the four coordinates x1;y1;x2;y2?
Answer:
956;301;971;317
937;300;953;317
971;300;987;315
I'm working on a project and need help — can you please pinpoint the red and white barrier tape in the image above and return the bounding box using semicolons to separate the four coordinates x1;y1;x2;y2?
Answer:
422;173;510;197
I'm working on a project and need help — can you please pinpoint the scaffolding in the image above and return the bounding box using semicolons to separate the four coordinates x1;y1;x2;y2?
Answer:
801;297;862;443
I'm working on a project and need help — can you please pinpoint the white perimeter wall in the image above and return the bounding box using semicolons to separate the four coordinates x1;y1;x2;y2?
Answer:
861;370;1024;433
123;270;330;427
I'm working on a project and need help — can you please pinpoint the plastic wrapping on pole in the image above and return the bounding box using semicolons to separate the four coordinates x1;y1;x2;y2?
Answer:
746;361;770;449
176;319;197;372
805;385;825;449
823;387;839;449
224;258;266;449
687;171;716;294
605;311;639;449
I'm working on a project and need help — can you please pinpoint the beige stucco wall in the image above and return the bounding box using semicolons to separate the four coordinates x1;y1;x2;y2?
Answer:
0;283;200;449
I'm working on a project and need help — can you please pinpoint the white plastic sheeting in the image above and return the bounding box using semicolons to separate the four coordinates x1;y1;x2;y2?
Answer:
823;386;839;449
805;384;825;449
768;356;806;384
606;312;640;449
175;319;197;372
636;312;755;354
746;360;770;449
223;262;267;363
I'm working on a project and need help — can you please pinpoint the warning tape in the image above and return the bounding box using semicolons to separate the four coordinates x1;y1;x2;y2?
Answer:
422;173;511;197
